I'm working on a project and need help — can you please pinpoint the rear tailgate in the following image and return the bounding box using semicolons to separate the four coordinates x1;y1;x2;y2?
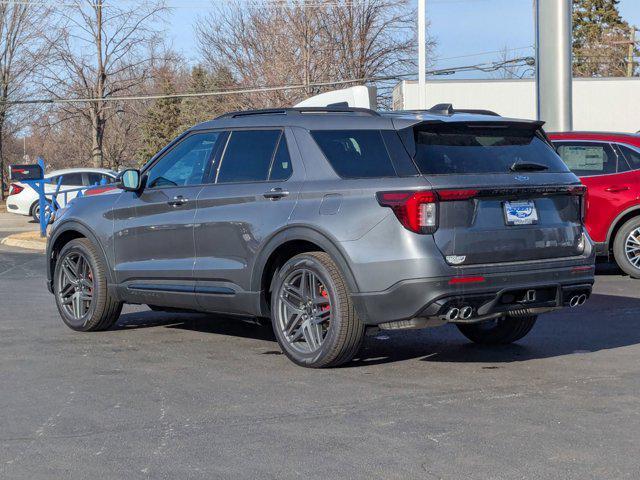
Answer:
400;120;586;265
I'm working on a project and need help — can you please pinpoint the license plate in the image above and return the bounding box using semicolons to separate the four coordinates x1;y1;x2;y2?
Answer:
503;200;538;225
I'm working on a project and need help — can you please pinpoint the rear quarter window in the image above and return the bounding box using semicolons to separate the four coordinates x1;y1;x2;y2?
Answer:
311;129;416;178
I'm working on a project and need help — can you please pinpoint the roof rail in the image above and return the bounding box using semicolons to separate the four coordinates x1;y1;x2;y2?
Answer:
216;106;380;119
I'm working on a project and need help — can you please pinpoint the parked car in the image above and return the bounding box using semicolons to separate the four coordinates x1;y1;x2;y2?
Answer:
46;106;595;368
6;168;116;222
550;132;640;277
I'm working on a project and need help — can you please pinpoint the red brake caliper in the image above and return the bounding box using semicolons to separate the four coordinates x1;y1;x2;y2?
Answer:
320;287;330;313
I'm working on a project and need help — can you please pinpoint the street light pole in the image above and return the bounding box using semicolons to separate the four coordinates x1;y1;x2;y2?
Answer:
535;0;573;132
418;0;426;109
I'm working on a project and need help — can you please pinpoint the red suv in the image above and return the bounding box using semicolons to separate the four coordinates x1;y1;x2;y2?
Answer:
550;132;640;277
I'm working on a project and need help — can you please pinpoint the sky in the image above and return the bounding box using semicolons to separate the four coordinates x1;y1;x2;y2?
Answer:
165;0;640;79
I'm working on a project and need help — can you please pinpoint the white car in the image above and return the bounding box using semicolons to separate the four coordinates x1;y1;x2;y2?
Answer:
6;168;117;221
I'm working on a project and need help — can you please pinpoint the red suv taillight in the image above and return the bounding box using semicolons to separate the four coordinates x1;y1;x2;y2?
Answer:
377;189;478;234
8;183;24;196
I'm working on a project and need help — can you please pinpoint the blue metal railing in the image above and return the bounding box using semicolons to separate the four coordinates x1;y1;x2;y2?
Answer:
21;157;108;237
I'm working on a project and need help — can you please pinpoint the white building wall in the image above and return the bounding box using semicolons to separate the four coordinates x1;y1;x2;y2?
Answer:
394;78;640;133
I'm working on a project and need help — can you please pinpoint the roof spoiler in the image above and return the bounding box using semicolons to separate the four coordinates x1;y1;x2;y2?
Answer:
413;103;501;117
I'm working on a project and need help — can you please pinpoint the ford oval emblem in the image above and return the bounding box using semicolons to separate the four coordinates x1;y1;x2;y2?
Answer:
514;175;529;181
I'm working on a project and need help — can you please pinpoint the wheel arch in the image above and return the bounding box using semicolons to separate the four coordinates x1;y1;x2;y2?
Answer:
251;226;359;317
607;206;640;252
47;221;114;291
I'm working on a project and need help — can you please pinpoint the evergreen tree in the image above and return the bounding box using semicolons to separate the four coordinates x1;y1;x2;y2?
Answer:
137;75;183;165
573;0;638;77
178;65;239;130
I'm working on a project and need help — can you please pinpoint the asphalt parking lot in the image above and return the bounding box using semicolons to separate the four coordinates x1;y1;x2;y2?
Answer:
1;213;640;479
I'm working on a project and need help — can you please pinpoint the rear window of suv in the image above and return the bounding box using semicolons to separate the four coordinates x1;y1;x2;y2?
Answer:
412;124;569;175
311;130;417;178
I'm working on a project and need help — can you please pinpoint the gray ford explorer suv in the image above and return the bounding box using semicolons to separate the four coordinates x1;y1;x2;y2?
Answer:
46;105;595;368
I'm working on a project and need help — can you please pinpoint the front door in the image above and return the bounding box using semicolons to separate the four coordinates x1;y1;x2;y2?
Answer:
193;128;303;314
113;131;223;309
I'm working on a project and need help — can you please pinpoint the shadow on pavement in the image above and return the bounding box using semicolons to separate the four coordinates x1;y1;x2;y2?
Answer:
353;292;640;366
115;309;276;342
113;290;640;367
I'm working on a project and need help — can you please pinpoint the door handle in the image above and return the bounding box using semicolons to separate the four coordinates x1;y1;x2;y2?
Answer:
604;186;630;193
263;187;289;200
167;195;189;207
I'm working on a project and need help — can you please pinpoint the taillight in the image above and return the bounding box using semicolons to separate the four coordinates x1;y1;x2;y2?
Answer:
377;189;478;234
377;191;437;233
9;183;24;195
437;189;478;201
569;185;587;222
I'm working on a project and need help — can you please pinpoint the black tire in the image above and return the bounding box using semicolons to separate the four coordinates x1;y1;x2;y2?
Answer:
31;201;52;224
456;315;537;345
270;251;365;368
612;217;640;278
53;238;122;332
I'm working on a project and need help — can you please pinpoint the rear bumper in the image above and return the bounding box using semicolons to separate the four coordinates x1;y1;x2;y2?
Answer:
350;261;595;325
5;201;29;215
594;242;608;256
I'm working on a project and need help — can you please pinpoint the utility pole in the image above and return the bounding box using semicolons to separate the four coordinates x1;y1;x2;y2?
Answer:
418;0;426;109
535;0;573;132
627;26;636;77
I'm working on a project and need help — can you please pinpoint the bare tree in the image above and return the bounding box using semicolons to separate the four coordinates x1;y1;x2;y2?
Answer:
0;2;51;199
491;46;535;79
43;0;167;168
196;0;426;108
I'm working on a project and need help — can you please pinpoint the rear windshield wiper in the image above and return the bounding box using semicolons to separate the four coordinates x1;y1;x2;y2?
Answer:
510;162;549;172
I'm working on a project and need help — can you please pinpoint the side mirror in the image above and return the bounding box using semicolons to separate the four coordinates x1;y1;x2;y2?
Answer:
118;169;141;192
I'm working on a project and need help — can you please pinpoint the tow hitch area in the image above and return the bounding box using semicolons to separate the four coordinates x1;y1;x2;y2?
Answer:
420;284;592;324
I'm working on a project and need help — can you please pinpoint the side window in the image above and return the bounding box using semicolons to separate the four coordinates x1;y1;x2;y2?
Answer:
86;173;111;185
146;132;220;188
60;173;84;186
46;176;59;185
618;145;640;170
268;134;292;181
311;130;398;178
555;142;617;176
216;130;281;183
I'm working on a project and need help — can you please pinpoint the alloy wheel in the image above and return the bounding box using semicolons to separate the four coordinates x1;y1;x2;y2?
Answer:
57;251;94;322
624;227;640;269
276;268;332;354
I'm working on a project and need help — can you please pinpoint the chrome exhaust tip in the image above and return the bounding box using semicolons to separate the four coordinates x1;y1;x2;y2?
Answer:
459;306;473;319
577;294;587;306
445;308;460;321
569;295;580;307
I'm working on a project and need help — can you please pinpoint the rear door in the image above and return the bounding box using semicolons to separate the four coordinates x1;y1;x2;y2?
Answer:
407;122;585;265
112;131;221;309
555;140;638;243
193;128;303;314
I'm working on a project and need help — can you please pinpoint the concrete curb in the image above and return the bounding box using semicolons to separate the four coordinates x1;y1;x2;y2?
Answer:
1;234;46;252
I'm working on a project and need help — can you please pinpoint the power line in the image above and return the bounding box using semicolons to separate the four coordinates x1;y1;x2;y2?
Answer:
1;57;536;106
6;75;409;106
0;0;395;8
434;45;534;63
